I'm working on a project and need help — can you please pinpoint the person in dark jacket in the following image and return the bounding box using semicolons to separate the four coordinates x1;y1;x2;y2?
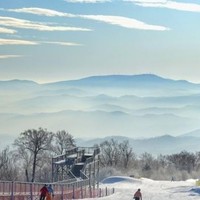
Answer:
40;184;48;200
134;188;142;200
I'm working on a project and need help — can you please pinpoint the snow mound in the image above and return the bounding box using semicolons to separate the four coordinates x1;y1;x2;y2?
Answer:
101;176;141;184
190;187;200;195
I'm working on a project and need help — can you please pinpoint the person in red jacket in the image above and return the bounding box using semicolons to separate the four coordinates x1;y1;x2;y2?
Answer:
134;188;142;200
40;184;48;200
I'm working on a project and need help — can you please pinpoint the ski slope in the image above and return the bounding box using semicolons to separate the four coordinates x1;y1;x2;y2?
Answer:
96;176;200;200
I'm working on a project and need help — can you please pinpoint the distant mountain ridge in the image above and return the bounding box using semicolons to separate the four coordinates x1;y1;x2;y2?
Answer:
0;79;38;86
44;74;200;89
2;131;200;155
180;129;200;138
1;73;200;148
76;133;200;155
1;74;200;92
0;74;199;86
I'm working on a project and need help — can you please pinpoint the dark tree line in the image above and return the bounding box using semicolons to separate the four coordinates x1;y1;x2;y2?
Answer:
1;131;200;182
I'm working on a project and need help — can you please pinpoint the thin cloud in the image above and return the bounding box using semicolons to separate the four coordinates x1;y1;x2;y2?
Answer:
0;38;38;45
6;8;169;31
79;14;169;31
0;27;17;34
43;41;83;46
8;8;75;17
0;38;82;46
0;55;22;59
126;0;200;12
0;16;91;32
64;0;111;3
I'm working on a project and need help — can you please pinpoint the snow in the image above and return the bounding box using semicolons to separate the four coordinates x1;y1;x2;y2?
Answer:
97;176;200;200
67;154;77;158
75;162;84;165
54;159;66;164
84;153;93;156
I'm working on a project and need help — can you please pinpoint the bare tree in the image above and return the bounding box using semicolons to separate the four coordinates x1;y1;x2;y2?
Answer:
0;147;19;181
119;140;134;169
53;130;76;155
35;151;52;182
0;147;9;170
195;152;200;171
100;139;120;167
167;151;196;173
14;127;54;182
12;145;33;182
139;152;154;178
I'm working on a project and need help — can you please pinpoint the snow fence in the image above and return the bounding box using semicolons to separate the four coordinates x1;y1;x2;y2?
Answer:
0;180;115;200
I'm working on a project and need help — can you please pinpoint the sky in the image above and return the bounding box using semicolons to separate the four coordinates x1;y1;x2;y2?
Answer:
94;176;200;200
0;0;200;83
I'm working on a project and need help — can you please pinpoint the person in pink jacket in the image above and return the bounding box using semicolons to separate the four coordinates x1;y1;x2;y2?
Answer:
134;188;142;200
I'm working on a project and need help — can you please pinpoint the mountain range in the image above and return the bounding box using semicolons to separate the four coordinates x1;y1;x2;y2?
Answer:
1;74;200;153
76;130;200;155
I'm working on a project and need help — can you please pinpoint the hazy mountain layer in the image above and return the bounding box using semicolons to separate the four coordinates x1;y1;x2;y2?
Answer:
1;74;200;147
76;134;200;155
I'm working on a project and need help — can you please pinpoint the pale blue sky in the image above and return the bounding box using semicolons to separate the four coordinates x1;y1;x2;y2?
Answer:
0;0;200;83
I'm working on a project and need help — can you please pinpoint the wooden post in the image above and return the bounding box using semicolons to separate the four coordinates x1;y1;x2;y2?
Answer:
11;182;14;200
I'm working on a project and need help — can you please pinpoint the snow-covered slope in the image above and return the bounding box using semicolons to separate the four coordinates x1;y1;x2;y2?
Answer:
95;176;200;200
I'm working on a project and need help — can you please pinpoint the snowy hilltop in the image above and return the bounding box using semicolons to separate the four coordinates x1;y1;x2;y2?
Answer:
94;176;200;200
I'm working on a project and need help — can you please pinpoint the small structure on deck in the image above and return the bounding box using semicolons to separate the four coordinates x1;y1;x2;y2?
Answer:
52;147;100;188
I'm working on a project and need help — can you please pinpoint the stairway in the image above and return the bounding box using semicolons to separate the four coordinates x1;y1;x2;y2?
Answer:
52;147;100;182
71;163;84;177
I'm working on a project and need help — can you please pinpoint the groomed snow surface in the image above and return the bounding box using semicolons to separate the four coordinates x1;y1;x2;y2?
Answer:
97;176;200;200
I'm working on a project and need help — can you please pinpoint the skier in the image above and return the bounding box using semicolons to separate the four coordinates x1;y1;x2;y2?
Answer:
39;184;48;200
134;188;142;200
46;184;54;200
